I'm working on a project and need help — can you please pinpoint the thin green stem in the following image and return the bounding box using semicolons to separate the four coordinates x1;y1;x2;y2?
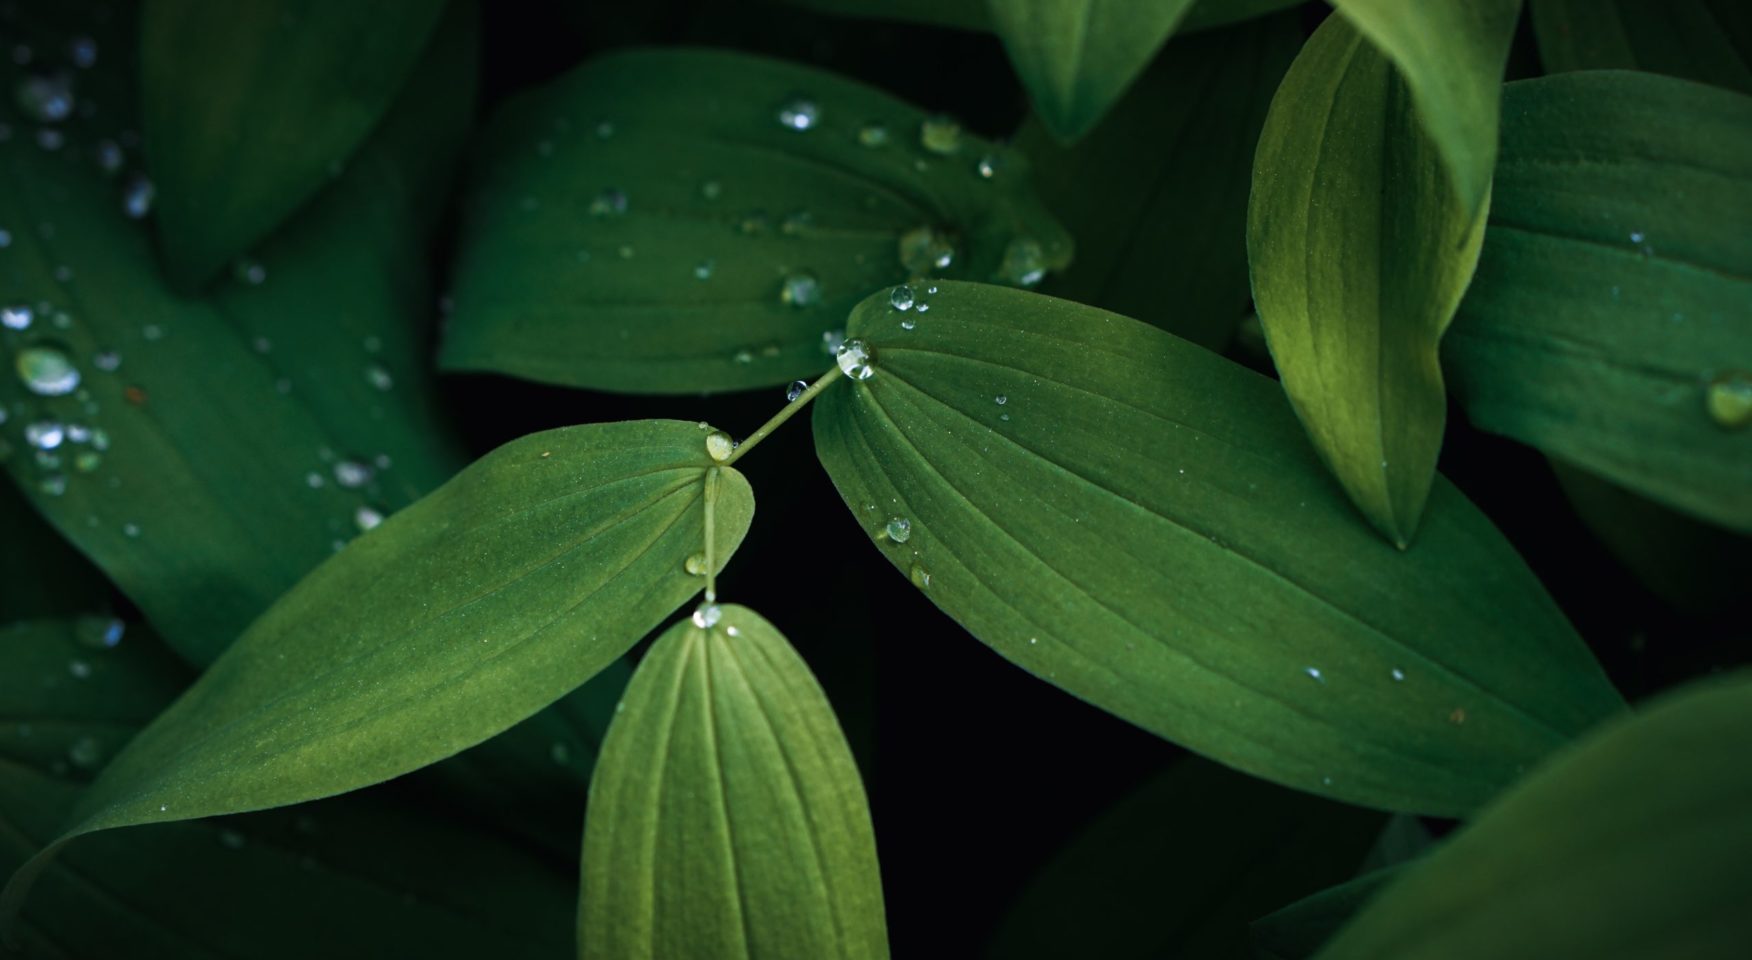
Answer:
702;467;718;603
723;363;844;467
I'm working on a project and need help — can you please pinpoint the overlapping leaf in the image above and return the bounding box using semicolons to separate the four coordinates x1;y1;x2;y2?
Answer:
1251;867;1403;960
1530;0;1752;94
1313;672;1752;959
580;604;887;959
1446;71;1752;532
442;48;1069;395
0;420;755;915
777;0;1300;35
1328;0;1521;216
1019;9;1301;349
813;281;1623;816
1248;13;1488;546
141;0;448;286
0;1;471;664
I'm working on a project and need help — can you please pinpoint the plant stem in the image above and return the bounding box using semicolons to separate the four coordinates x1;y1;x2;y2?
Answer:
703;467;718;603
723;364;844;467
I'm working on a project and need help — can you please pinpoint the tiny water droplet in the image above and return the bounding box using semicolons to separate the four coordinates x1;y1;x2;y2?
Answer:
693;258;715;280
73;615;125;649
1304;666;1325;683
1705;370;1752;430
700;180;722;200
821;329;846;356
2;304;31;329
68;659;92;679
780;271;822;308
68;736;102;769
994;395;1007;406
15;73;74;123
121;522;141;538
858;123;890;147
777;97;819;131
355;505;385;532
142;323;164;341
333;459;373;488
550;741;571;765
909;563;931;588
95;138;124;173
786;380;808;402
976;154;1000;179
999;236;1047;287
884;516;911;543
889;284;915;311
122;174;154;219
1391;668;1406;682
704;429;735;462
365;364;393;391
692;603;723;628
1629;230;1644;244
233;258;266;285
73;449;101;472
836;339;875;380
898;225;956;274
25;420;65;450
38;473;67;496
919;114;962;155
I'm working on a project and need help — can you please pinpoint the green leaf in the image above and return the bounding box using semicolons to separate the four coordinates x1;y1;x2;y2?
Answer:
987;0;1200;142
1180;0;1306;34
1313;671;1752;959
579;604;887;959
775;0;1299;36
812;281;1623;816
443;48;1069;395
1445;71;1752;532
1251;867;1403;960
0;419;756;915
1530;0;1752;95
1327;0;1522;216
1018;9;1302;350
984;757;1381;959
141;0;449;286
0;1;472;665
1247;13;1488;546
0;487;110;623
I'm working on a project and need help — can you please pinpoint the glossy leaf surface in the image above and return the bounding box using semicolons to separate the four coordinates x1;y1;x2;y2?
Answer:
0;420;755;913
1530;0;1752;94
580;605;887;959
1315;672;1752;959
443;48;1068;395
1019;9;1301;349
813;281;1623;816
1446;71;1752;532
1248;13;1487;546
1328;0;1521;216
141;0;448;285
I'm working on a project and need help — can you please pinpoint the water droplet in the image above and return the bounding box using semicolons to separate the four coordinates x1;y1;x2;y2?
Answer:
786;380;808;402
67;736;102;769
68;36;97;69
999;236;1047;287
1391;668;1406;682
684;552;708;576
142;323;164;341
780;271;822;308
2;304;31;329
836;339;875;380
858;124;890;148
16;343;80;396
365;364;393;391
976;154;1001;179
355;504;385;532
1304;666;1325;683
120;173;156;219
233;258;266;285
218;830;246;850
0;228;10;247
589;188;628;217
122;522;141;538
732;348;754;365
68;659;92;679
25;420;64;450
898;225;956;274
693;258;715;280
549;741;571;765
95;138;124;173
704;429;735;462
919;114;962;155
73;615;125;649
909;563;931;588
899;318;916;331
889;284;915;311
73;449;101;472
776;97;820;131
700;180;722;200
821;329;846;356
38;473;67;497
1629;230;1644;244
692;603;723;629
93;349;119;371
994;394;1007;405
1705;370;1752;429
15;73;74;123
884;516;912;543
333;459;373;488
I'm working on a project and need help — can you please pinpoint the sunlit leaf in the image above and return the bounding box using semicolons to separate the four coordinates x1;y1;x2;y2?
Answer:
580;604;887;959
0;420;755;914
1530;0;1752;95
443;48;1068;396
1446;71;1752;532
1314;671;1752;959
141;0;449;286
813;281;1623;816
1248;13;1487;546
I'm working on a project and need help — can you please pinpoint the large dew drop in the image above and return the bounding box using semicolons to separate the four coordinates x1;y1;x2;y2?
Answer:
704;429;735;462
16;343;80;396
889;284;915;311
884;516;911;543
919;114;962;155
898;225;956;275
998;237;1048;287
836;339;875;380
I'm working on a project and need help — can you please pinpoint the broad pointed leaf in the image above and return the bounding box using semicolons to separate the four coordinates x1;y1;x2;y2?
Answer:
1019;9;1301;349
985;757;1380;959
1327;0;1522;216
1248;13;1488;546
580;604;887;959
812;281;1623;816
1314;672;1752;959
443;48;1069;396
141;0;449;286
0;1;472;664
1446;71;1752;532
987;0;1200;142
1530;0;1752;95
1251;867;1403;960
0;419;756;914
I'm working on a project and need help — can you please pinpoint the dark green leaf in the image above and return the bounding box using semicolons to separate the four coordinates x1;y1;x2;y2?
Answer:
141;0;449;286
1446;71;1752;532
0;2;472;664
774;0;1300;36
1019;9;1301;350
1328;0;1522;216
0;419;756;913
1180;0;1306;34
1251;867;1402;960
812;281;1623;816
1530;0;1752;95
580;604;887;959
987;0;1199;142
984;757;1380;959
1248;13;1487;546
0;487;109;623
1314;671;1752;959
443;48;1069;395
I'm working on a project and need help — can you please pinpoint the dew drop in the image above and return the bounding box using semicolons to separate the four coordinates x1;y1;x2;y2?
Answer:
884;516;911;543
1391;668;1406;682
821;329;846;356
999;236;1048;287
919;114;962;155
909;563;931;589
994;394;1007;406
24;419;64;450
898;225;956;274
692;603;723;628
121;522;141;538
68;659;92;679
704;429;735;462
233;258;266;285
889;284;915;311
693;258;715;280
976;154;1001;179
122;174;155;219
2;304;31;330
549;741;571;765
73;615;125;649
700;179;722;200
836;339;875;380
589;188;628;217
1304;666;1325;683
776;97;820;131
73;449;101;472
684;552;707;576
365;364;393;391
333;459;373;488
354;504;385;532
780;271;822;308
67;736;103;769
38;473;67;497
95;138;123;173
900;318;916;330
1705;370;1752;430
786;379;808;402
15;73;74;123
16;343;80;396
